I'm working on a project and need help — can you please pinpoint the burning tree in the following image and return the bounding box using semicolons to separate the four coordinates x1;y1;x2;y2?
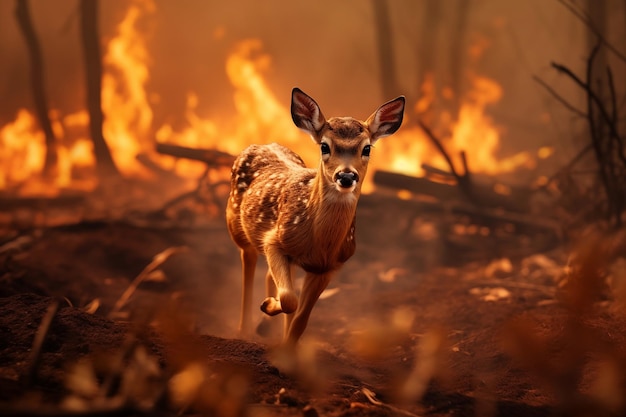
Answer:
79;0;120;179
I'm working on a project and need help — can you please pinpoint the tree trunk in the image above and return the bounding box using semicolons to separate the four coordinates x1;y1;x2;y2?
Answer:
371;0;401;100
79;0;120;179
449;0;470;117
14;0;58;177
416;0;442;124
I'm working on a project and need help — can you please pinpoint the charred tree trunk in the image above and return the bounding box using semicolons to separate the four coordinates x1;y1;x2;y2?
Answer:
416;0;442;124
449;0;470;117
585;1;623;226
79;0;120;179
371;0;401;100
14;0;57;177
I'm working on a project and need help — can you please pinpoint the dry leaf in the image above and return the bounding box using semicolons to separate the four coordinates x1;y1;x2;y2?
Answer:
318;287;340;300
168;362;207;408
83;299;100;314
378;267;408;283
65;360;99;398
469;287;511;302
484;258;513;278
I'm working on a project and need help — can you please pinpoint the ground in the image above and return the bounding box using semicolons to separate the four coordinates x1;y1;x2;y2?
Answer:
0;191;625;417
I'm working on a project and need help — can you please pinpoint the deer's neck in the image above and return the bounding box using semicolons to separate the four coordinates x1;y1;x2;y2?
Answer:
308;174;359;252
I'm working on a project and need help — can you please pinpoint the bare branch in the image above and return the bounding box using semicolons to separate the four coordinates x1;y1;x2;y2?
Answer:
532;75;586;118
556;0;626;64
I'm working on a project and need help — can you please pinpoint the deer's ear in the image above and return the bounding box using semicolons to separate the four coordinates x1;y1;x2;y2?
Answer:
291;88;326;138
366;96;405;143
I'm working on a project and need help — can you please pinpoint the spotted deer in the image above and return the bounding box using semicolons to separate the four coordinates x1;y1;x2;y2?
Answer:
226;88;405;345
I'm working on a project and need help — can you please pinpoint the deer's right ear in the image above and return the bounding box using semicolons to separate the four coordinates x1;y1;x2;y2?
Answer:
291;88;326;138
366;96;405;143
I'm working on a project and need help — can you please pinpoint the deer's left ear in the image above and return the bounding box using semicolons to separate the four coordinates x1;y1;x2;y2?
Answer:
366;96;405;143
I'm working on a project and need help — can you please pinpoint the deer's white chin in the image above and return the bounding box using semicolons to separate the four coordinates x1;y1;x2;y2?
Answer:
334;182;357;194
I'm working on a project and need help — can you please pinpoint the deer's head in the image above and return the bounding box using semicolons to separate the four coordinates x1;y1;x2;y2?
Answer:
291;88;405;196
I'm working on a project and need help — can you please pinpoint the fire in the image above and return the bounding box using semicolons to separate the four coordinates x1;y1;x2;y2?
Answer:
0;1;538;198
102;0;155;177
0;109;45;189
373;75;534;183
156;39;312;178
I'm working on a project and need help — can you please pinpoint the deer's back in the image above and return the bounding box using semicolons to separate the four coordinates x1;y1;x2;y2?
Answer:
227;143;316;251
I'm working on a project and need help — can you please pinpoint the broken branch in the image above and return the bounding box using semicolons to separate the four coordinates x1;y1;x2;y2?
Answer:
155;143;235;167
24;300;60;387
109;246;187;317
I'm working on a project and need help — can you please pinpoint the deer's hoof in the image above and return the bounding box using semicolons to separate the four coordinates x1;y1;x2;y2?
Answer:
261;297;282;316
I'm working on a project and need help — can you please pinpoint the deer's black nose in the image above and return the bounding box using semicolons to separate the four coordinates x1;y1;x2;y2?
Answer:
336;171;359;188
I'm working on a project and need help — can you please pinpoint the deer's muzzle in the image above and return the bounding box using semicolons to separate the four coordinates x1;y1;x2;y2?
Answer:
335;171;359;189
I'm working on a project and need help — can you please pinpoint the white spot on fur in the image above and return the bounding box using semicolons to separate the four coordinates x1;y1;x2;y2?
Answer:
293;216;300;225
253;172;260;178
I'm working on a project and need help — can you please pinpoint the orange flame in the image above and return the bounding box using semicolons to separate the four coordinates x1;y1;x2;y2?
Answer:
102;0;155;177
0;1;538;198
156;39;312;178
0;109;45;189
375;75;534;182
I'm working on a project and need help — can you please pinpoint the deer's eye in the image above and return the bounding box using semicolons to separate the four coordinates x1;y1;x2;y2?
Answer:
321;143;331;155
362;145;371;157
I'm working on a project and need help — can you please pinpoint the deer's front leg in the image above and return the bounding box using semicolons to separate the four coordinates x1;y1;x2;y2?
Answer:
261;243;298;315
286;271;332;345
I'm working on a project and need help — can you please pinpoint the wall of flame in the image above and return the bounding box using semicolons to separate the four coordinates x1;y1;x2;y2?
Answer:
1;0;623;196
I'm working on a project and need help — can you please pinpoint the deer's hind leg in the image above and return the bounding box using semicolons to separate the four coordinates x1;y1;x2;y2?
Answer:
238;246;258;335
256;270;278;337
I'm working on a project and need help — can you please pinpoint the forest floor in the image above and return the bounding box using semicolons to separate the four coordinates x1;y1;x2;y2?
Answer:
1;187;625;417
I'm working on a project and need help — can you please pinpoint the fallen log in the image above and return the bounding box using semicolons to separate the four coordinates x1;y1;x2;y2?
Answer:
155;143;236;168
360;191;560;234
0;192;86;212
373;170;534;213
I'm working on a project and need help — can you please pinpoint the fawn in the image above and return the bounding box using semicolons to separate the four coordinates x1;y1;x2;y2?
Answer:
226;88;405;345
